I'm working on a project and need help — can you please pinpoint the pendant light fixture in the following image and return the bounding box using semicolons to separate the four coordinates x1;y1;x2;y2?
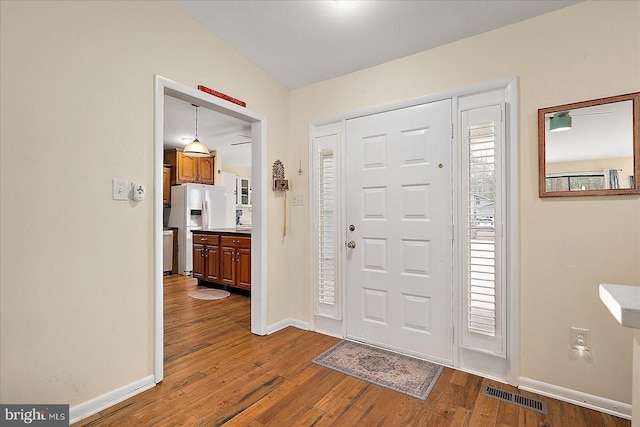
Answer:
549;111;572;132
183;105;210;157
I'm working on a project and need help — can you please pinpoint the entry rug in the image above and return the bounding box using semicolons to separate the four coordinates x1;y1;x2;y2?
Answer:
188;288;230;300
311;340;444;400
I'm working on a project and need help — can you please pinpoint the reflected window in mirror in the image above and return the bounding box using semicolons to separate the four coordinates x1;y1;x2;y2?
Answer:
538;92;640;197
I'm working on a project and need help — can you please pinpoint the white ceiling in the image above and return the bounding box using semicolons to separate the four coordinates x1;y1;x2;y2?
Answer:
163;95;252;167
545;100;634;163
173;0;581;90
166;0;582;168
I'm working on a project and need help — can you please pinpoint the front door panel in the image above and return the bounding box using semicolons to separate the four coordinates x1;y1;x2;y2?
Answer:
345;100;453;363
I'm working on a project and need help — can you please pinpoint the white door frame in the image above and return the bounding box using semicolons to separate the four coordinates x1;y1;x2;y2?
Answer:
153;76;268;382
310;77;519;385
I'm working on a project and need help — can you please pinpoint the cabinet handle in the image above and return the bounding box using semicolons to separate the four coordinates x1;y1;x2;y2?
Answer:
200;238;207;241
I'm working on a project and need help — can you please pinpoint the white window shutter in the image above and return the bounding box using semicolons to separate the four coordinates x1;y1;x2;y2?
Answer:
461;104;506;357
313;133;340;319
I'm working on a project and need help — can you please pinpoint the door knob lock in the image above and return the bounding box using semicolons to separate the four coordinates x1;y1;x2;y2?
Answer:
349;224;356;232
346;240;356;249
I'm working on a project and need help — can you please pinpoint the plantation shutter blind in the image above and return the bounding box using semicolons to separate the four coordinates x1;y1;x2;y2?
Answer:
314;133;340;319
461;104;506;357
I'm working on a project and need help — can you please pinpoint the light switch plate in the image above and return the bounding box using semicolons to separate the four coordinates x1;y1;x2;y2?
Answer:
113;179;128;201
292;194;305;206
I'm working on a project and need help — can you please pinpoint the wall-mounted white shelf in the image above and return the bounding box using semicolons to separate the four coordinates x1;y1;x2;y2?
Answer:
599;284;640;329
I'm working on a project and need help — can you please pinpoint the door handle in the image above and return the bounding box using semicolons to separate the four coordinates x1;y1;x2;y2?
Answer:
346;240;356;249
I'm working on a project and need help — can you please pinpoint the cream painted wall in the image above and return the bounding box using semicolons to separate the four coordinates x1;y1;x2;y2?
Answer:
288;1;639;404
0;1;290;405
222;164;252;179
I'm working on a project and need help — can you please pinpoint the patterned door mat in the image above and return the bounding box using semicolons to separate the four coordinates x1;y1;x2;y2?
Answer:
312;340;444;400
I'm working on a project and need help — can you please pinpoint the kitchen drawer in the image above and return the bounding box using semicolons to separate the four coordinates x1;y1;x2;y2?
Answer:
193;234;219;245
221;235;251;248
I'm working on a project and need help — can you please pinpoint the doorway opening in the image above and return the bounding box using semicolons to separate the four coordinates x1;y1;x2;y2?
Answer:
153;76;268;382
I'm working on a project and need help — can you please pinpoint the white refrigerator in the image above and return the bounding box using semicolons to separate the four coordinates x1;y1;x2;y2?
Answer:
168;183;228;275
219;171;239;226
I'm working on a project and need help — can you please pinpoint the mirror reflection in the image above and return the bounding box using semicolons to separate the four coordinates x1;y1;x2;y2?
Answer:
538;92;639;197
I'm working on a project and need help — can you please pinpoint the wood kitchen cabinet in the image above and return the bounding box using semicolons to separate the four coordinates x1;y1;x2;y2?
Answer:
192;234;221;282
164;148;216;185
220;236;251;290
192;232;250;290
163;165;171;206
236;247;251;289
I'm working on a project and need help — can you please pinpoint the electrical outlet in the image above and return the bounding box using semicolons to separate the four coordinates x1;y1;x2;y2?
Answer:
132;182;145;201
112;179;129;201
292;194;305;206
570;327;590;351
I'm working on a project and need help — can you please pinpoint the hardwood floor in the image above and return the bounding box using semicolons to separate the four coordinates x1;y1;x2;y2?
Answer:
76;275;630;426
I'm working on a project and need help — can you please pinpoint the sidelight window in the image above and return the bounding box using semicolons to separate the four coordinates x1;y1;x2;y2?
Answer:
460;104;506;357
313;132;340;319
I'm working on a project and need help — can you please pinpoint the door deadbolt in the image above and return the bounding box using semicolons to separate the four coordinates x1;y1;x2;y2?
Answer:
349;224;356;232
346;240;356;249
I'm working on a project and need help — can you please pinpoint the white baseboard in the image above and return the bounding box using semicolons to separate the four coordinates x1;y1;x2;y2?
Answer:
267;318;310;334
69;375;156;424
518;377;631;420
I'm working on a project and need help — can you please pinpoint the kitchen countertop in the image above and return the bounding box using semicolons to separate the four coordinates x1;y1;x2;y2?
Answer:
191;228;252;236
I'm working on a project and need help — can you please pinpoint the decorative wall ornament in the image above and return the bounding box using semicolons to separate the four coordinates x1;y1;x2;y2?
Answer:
272;160;289;236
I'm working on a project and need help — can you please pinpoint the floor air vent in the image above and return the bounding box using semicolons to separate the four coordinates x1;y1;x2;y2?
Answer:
481;385;548;414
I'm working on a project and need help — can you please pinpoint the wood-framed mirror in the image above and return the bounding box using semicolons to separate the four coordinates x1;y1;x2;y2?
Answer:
538;92;640;197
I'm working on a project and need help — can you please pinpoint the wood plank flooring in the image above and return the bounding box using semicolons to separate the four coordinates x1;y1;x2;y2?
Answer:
76;275;630;426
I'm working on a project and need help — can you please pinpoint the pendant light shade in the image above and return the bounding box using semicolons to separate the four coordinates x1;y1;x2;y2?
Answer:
183;138;210;157
549;112;572;132
183;106;211;157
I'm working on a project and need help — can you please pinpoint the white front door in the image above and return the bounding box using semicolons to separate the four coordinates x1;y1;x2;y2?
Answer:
345;100;453;364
